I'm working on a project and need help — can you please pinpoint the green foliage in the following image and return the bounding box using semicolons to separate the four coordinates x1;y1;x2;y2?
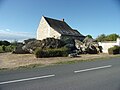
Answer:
0;40;10;46
0;40;17;53
86;35;93;39
105;34;119;41
2;45;5;51
96;34;120;42
34;47;69;58
96;34;106;42
0;46;4;53
34;48;43;58
5;45;16;52
0;45;16;53
108;46;120;55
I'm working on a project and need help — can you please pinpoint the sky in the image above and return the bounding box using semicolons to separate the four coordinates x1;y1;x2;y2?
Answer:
0;0;120;42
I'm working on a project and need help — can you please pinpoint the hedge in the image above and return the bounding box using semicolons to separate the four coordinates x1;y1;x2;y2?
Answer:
108;45;120;55
34;47;69;58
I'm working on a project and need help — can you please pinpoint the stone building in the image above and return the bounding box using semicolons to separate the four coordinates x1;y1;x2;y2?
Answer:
37;16;85;41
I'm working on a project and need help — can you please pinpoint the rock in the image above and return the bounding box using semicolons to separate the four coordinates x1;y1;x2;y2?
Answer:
62;38;76;52
22;40;41;53
22;38;65;53
83;37;95;43
68;53;77;58
23;38;36;44
41;38;65;49
86;44;98;54
75;39;83;49
12;44;29;54
76;37;102;54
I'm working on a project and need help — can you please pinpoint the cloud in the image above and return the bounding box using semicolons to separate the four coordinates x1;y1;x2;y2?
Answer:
0;29;35;41
6;29;10;31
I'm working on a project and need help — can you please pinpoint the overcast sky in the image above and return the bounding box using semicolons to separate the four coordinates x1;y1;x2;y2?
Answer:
0;0;120;41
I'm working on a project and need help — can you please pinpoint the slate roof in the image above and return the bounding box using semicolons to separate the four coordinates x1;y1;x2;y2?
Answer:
44;16;84;37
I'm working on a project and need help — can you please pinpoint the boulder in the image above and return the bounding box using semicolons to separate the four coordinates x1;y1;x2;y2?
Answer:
23;38;36;44
41;38;65;49
62;38;76;51
68;53;77;58
83;37;95;43
86;44;98;54
12;44;29;54
75;39;83;49
22;40;41;53
22;38;65;53
77;37;101;54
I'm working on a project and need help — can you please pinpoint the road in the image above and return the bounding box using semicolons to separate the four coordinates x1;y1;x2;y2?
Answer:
0;57;120;90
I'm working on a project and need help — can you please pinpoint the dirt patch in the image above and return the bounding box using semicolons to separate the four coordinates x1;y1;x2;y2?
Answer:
0;53;119;69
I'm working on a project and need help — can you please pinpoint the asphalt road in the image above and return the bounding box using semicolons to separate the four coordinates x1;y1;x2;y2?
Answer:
0;57;120;90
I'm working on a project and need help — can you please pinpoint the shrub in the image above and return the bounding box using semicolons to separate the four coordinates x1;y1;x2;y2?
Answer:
34;48;43;58
34;47;69;58
5;45;16;52
108;46;120;55
0;46;4;53
0;45;16;53
1;45;5;51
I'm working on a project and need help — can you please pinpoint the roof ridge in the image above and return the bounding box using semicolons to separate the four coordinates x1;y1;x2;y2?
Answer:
43;16;64;22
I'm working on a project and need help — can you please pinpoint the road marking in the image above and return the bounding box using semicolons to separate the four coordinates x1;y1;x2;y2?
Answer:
74;65;112;73
0;74;55;85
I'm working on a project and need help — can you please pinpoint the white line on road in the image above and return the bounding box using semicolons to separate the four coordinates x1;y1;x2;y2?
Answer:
0;74;55;85
74;65;112;73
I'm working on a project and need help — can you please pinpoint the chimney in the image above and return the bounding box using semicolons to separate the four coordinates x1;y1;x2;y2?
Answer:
61;18;64;22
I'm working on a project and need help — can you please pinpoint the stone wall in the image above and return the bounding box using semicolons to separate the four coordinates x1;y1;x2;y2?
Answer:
98;38;120;53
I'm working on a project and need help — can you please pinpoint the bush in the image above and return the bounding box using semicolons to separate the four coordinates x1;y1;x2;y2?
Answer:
1;45;5;51
34;48;43;58
34;47;69;58
0;45;16;53
5;45;16;52
0;46;4;53
108;46;120;55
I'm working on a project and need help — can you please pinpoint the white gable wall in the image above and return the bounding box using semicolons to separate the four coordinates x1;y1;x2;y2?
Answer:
37;16;49;40
98;38;120;53
49;27;61;39
37;16;61;40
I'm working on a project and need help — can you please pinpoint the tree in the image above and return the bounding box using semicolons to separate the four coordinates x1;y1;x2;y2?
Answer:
96;33;120;42
105;34;119;41
86;35;93;39
0;41;2;46
2;41;10;46
96;34;106;42
0;40;10;46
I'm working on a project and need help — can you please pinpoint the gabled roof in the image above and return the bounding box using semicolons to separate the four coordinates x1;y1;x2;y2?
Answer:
43;16;84;37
